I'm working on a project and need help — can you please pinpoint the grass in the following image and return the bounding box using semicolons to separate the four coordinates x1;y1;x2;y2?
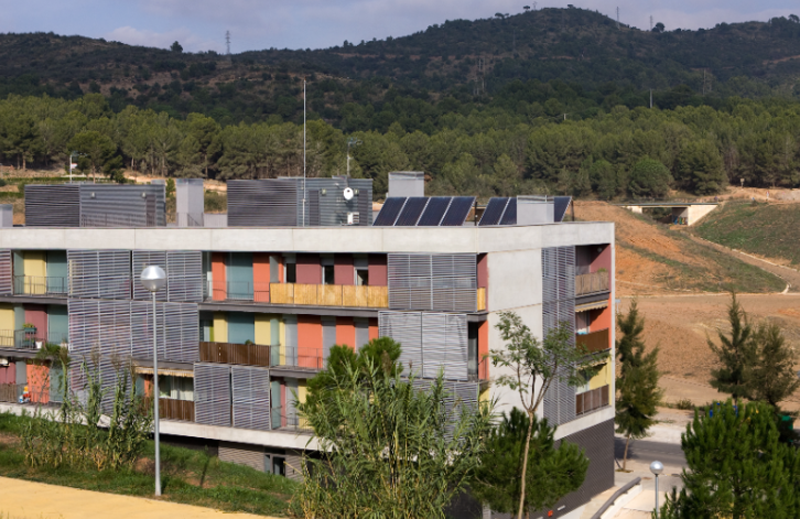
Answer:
0;412;297;516
694;201;800;265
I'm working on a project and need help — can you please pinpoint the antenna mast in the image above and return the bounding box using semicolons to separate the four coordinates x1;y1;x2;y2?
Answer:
225;30;231;58
302;78;307;227
616;7;620;29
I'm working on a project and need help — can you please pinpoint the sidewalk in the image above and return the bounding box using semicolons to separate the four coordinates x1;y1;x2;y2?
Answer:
0;477;277;519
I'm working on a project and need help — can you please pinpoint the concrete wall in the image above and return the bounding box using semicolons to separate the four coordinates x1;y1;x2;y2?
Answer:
686;204;717;225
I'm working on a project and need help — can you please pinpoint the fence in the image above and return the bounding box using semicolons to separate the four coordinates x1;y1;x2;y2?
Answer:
158;398;195;422
576;329;610;353
272;406;312;432
14;276;69;296
0;382;52;405
575;271;610;296
279;345;324;370
269;283;389;308
199;341;273;367
576;385;610;416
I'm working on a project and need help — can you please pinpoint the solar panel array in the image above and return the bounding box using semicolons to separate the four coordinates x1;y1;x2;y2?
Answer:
479;197;521;226
554;196;572;222
374;196;475;227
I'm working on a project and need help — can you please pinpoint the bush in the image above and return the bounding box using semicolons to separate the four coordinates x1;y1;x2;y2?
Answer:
675;398;694;410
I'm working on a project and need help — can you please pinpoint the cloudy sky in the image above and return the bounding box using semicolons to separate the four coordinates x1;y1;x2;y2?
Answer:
0;0;798;53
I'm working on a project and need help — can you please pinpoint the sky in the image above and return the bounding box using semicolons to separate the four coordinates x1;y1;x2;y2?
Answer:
0;0;798;54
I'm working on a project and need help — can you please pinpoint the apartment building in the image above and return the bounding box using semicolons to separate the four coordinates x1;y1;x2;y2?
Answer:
0;174;614;519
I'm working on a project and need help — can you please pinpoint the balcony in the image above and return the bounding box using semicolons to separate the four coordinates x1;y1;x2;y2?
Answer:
206;281;390;309
575;271;610;297
575;328;610;354
277;345;325;370
199;341;273;367
576;385;610;416
271;406;312;432
158;398;195;422
14;276;68;296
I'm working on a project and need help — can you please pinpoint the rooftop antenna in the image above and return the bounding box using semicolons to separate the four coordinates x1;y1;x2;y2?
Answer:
302;78;307;227
616;7;620;29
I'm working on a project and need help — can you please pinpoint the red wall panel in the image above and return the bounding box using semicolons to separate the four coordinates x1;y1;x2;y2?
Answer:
253;253;271;302
334;255;354;286
368;255;387;286
211;252;227;300
336;317;356;349
296;254;321;285
24;305;47;342
369;318;379;342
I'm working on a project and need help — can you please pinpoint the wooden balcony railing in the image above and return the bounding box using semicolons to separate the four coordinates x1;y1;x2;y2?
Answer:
159;398;194;422
576;385;610;416
269;283;389;308
199;341;272;367
477;287;487;311
576;328;610;353
575;271;610;296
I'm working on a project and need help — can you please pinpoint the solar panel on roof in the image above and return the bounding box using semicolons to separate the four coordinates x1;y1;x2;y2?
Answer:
440;197;475;226
500;197;517;225
554;196;572;222
417;197;452;226
373;197;407;226
478;197;509;226
394;197;428;226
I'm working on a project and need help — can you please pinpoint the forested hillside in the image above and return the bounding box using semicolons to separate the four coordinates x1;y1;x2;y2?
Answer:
2;8;800;127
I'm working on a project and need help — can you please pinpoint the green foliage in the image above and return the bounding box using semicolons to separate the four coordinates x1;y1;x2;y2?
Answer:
295;349;495;519
675;398;694;410
660;400;800;519
674;139;726;194
165;178;175;198
471;408;588;515
628;157;673;199
746;320;800;409
708;293;754;400
589;159;617;200
615;301;661;470
204;190;226;212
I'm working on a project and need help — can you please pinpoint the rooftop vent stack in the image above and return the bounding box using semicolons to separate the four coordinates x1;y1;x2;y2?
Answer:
388;172;425;199
176;178;205;227
517;196;555;225
0;205;12;227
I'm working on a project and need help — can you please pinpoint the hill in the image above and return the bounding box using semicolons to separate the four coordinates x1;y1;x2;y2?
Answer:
693;199;800;266
573;201;785;294
3;9;800;125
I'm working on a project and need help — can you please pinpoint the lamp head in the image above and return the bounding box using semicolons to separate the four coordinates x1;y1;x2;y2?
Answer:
141;265;166;293
650;460;664;476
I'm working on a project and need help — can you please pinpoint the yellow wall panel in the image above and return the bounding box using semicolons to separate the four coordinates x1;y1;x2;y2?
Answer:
213;312;228;343
23;252;46;294
254;314;272;345
0;304;14;331
589;362;610;390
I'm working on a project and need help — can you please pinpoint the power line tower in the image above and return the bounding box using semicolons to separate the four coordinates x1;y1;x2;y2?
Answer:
225;30;231;58
616;7;620;29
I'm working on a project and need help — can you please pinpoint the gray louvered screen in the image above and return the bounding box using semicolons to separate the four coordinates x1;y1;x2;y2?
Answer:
68;250;131;300
322;317;336;364
227;180;299;227
421;313;468;380
68;299;132;358
388;253;477;312
542;246;577;425
79;184;166;227
379;311;423;376
355;317;370;350
231;366;271;431
130;301;199;363
132;251;167;300
412;379;479;439
25;184;81;227
167;251;203;302
194;363;231;427
0;250;11;294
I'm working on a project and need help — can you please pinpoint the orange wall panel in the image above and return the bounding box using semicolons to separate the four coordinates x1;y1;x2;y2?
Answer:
590;303;614;351
298;315;322;368
253;253;271;302
479;321;490;379
26;364;49;404
211;252;227;301
336;317;356;350
369;318;379;341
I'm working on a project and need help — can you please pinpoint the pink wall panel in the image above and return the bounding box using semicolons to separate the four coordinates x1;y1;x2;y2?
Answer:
334;255;354;285
590;244;612;273
368;255;387;286
296;254;321;285
0;363;15;384
477;254;488;288
24;305;47;341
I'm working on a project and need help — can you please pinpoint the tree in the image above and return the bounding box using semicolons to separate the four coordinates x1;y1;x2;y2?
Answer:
490;312;607;519
590;159;617;200
68;130;120;181
627;157;673;199
471;408;588;516
653;22;665;33
660;400;799;519
746;321;800;410
615;301;661;470
708;293;754;400
674;140;726;194
171;41;183;53
295;343;495;518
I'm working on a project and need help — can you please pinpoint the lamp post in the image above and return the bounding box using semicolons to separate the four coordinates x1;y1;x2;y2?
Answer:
141;265;166;496
650;460;664;518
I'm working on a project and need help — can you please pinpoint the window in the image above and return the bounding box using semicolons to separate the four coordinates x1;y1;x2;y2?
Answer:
285;263;296;283
158;375;194;401
355;268;369;286
323;265;335;285
272;456;286;476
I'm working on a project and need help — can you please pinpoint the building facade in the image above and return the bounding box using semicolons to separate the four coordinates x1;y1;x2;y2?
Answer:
0;182;614;518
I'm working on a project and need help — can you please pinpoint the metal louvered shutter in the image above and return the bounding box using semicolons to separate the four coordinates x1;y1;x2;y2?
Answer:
542;246;577;426
167;251;203;302
0;250;12;294
231;366;271;431
421;313;468;380
68;299;131;358
388;254;477;312
379;311;423;376
412;379;479;440
194;363;231;426
132;251;167;300
68;250;131;300
130;301;199;364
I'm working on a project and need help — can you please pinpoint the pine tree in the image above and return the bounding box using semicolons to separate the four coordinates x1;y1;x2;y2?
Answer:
746;321;800;410
709;293;754;400
615;300;661;470
661;400;799;519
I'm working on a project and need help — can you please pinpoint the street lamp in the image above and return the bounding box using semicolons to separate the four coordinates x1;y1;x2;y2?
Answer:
141;265;167;496
650;460;664;518
346;137;361;177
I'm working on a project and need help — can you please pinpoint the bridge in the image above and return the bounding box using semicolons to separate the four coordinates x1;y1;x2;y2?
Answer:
617;202;719;226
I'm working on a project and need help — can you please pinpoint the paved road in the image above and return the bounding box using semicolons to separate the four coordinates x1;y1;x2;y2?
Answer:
614;438;686;468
